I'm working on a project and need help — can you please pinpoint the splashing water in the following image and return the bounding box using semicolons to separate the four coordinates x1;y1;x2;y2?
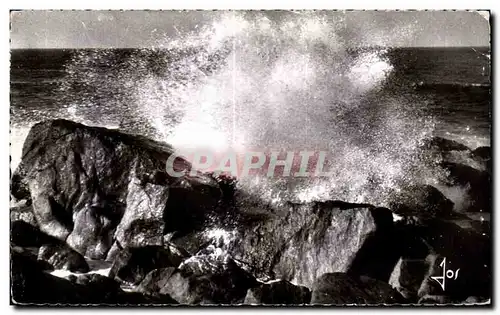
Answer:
58;11;436;207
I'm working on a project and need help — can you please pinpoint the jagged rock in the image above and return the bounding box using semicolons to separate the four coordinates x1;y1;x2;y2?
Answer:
11;119;222;259
156;247;257;304
388;184;454;220
440;162;491;212
109;244;189;285
11;251;177;305
422;137;470;152
310;272;404;304
388;257;429;301
227;201;398;288
38;243;90;273
243;280;311;305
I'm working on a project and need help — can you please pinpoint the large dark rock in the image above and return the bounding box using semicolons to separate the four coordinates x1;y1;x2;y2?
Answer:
243;280;311;305
109;244;189;285
11;119;222;259
440;162;491;212
140;247;257;304
388;184;454;220
225;201;397;288
310;272;404;304
11;221;90;273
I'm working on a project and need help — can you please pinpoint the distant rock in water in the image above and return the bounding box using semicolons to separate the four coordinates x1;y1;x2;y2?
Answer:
11;119;222;259
310;272;404;304
388;184;454;220
11;220;57;248
470;146;491;173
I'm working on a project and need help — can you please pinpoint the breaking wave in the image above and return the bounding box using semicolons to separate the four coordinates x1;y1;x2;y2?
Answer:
34;12;441;207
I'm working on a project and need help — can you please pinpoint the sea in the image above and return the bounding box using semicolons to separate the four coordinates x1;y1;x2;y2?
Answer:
10;19;491;209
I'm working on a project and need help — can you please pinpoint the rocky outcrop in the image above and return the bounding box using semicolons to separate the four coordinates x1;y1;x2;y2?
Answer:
109;244;189;285
310;272;404;304
226;202;397;288
11;119;222;259
244;280;311;305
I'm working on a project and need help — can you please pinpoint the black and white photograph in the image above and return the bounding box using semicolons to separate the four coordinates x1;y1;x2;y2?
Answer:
9;10;492;306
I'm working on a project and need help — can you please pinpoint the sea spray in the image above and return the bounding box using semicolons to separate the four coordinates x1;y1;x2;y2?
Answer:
51;12;438;206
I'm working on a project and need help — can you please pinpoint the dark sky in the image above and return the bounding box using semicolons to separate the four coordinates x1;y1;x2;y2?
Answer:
10;10;490;48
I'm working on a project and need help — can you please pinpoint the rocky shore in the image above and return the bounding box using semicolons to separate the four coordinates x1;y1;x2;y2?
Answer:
10;120;491;306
